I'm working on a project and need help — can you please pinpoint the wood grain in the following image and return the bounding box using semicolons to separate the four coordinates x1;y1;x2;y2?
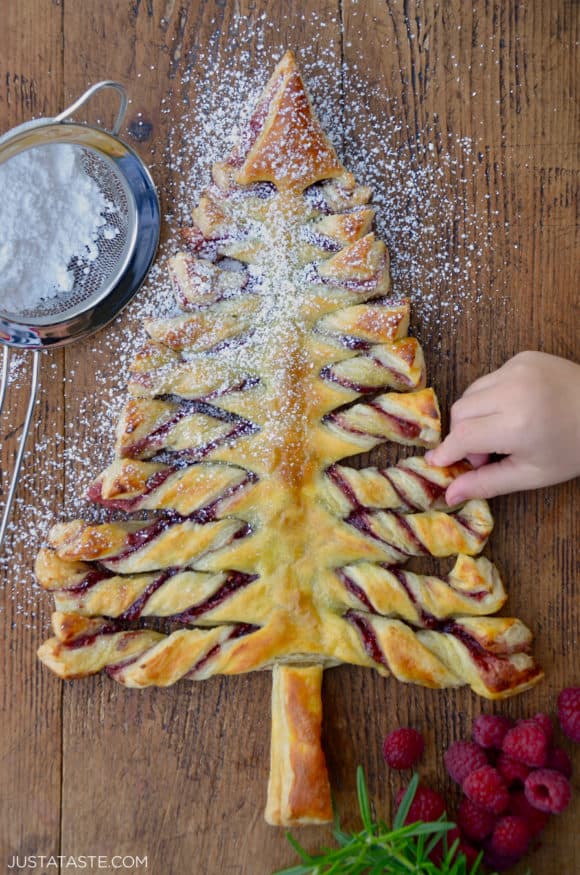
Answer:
0;0;64;862
0;1;578;873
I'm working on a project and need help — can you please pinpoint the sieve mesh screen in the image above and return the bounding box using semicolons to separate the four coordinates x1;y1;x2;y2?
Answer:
0;145;134;324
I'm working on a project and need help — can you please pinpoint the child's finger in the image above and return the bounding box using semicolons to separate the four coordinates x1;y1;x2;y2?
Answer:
450;391;498;425
426;415;503;466
461;372;500;398
446;457;522;503
465;453;489;468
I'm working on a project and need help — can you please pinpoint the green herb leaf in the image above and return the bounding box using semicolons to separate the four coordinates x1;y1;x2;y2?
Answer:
272;767;514;875
356;764;374;834
392;773;420;831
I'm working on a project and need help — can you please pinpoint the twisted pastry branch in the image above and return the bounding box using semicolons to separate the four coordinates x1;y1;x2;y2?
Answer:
38;612;260;685
345;611;542;699
89;459;255;515
47;516;247;574
325;457;471;513
321;387;441;457
343;499;493;563
327;555;507;622
38;605;541;699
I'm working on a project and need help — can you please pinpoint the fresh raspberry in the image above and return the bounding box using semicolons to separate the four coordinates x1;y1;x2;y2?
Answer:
502;720;548;767
524;768;571;814
472;714;513;749
509;790;550;836
444;740;488;785
445;825;461;849
395;784;446;824
558;687;580;742
457;839;479;868
490;815;530;858
463;766;509;815
546;746;573;778
532;712;554;745
382;727;424;769
483;845;520;872
429;826;461;866
457;796;496;841
428;840;444;866
496;752;530;787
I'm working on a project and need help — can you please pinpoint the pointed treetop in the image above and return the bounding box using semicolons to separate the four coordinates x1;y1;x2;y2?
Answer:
226;50;346;193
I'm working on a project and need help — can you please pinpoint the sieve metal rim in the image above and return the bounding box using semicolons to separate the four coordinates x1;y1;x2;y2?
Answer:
0;119;160;349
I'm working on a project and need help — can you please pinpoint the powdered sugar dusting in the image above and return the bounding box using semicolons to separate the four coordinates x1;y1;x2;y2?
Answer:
0;144;116;311
1;14;505;618
167;23;502;330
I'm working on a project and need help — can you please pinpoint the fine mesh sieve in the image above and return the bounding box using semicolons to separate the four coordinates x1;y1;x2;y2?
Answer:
0;81;160;550
1;145;134;324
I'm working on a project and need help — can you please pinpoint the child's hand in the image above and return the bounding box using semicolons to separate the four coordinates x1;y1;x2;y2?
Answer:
425;352;580;503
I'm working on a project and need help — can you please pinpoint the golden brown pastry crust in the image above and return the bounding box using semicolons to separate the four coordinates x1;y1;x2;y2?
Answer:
230;50;345;192
266;665;332;825
34;50;542;827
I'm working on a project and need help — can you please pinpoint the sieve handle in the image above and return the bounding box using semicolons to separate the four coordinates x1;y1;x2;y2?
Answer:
0;350;40;553
0;347;9;418
54;81;128;136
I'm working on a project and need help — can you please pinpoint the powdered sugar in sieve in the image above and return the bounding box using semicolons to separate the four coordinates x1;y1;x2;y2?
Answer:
0;143;135;323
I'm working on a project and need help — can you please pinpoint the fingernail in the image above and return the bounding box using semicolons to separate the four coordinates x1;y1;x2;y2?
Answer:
447;490;465;506
424;450;436;463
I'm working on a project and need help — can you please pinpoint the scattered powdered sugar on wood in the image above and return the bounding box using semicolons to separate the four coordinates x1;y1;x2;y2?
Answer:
1;13;507;617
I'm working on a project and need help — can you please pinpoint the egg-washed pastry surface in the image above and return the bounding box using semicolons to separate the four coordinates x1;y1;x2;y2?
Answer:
35;51;542;826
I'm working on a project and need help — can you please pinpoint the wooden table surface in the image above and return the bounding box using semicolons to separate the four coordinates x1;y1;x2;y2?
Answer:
1;1;578;873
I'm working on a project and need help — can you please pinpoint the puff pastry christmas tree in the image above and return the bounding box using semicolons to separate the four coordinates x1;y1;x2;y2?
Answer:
35;51;542;826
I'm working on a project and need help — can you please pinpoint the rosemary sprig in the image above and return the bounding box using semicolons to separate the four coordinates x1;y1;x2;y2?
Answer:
273;767;496;875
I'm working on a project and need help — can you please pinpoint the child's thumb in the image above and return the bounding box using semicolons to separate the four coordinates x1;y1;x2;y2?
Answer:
446;457;522;503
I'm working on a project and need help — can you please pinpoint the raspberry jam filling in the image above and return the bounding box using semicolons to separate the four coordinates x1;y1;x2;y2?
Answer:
437;621;542;692
306;260;387;292
345;510;413;560
367;402;422;439
182;228;244;262
377;469;421;511
389;511;429;555
346;609;540;693
228;74;282;168
302;181;333;214
153;420;258;466
319;364;379;394
118;568;180;622
402;466;448;504
337;334;371;351
185;622;259;677
87;467;174;509
66;621;125;650
174;571;259;623
227;181;276;201
345;610;388;668
300;227;342;252
102;514;251;566
386;566;438;628
327;463;429;514
61;567;114;594
453;512;485;540
122;397;257;460
336;570;375;613
189;474;258;524
326;465;362;510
